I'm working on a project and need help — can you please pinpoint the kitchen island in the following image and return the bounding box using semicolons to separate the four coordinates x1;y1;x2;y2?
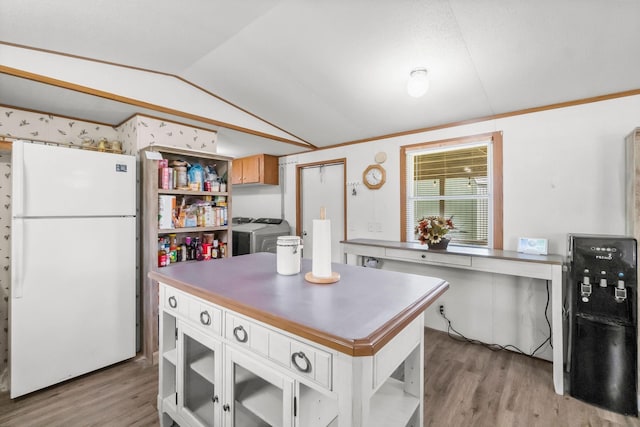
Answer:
150;252;448;427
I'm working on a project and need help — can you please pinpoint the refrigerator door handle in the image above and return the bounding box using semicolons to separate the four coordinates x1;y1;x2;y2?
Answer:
12;140;24;217
12;219;24;298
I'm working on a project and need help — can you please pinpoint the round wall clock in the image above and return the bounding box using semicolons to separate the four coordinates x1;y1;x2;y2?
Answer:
363;164;386;189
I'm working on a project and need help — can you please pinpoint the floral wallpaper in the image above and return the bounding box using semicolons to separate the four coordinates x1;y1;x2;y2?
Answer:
0;106;120;148
0;107;218;391
127;114;218;152
117;115;138;153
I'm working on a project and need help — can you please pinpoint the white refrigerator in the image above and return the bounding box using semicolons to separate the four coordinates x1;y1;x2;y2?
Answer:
10;141;137;398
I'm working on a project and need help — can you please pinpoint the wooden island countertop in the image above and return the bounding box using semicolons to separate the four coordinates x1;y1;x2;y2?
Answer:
149;252;448;357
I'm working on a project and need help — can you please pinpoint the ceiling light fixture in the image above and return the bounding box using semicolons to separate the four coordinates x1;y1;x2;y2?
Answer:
407;68;429;98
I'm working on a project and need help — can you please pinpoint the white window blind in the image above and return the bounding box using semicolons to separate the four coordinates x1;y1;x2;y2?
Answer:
406;141;492;247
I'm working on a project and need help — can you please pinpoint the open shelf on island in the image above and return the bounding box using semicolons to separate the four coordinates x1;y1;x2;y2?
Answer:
163;348;177;366
162;394;177;413
298;384;339;427
368;377;420;427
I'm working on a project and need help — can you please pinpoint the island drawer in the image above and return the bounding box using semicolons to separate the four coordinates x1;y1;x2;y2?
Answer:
188;298;222;336
225;312;333;390
225;313;269;357
269;334;332;390
163;286;188;316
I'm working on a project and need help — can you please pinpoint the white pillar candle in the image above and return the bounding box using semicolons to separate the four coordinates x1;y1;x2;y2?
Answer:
312;218;332;278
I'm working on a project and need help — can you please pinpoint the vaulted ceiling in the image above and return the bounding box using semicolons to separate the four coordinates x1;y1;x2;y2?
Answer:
1;1;640;157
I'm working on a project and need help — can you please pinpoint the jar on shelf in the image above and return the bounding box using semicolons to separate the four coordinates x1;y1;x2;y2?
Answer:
97;138;108;152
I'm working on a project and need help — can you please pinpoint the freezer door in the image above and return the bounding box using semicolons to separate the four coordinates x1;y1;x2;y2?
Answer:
12;141;136;217
10;217;136;398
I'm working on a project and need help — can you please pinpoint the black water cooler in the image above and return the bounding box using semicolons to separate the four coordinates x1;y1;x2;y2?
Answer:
567;234;638;415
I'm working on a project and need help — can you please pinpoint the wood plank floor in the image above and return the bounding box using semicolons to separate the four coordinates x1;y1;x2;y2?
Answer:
424;328;640;427
0;328;638;426
0;358;158;426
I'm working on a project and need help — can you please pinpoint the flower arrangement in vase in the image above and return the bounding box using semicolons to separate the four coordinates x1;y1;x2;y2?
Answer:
415;215;455;249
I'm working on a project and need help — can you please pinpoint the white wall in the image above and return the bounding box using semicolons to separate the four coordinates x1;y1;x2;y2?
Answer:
282;96;639;253
232;185;283;221
258;94;640;361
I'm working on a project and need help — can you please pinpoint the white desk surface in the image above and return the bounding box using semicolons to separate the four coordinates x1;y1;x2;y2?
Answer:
342;238;564;265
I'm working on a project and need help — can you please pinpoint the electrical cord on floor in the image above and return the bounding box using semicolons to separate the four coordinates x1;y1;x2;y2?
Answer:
441;280;552;358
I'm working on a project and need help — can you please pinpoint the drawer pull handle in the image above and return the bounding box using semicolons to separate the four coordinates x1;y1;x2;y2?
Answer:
200;310;211;326
212;395;219;403
223;403;230;412
421;254;426;259
233;325;248;343
291;351;312;373
168;296;177;308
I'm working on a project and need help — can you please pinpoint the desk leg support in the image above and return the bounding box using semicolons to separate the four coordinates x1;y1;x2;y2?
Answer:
551;265;564;395
346;253;360;266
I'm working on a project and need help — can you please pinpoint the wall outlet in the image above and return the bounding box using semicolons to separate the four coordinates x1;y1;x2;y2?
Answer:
439;304;445;316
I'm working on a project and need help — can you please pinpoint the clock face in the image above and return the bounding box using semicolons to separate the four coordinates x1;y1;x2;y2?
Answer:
363;164;386;189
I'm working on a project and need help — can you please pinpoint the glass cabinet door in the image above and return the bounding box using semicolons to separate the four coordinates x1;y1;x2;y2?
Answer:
179;324;223;427
225;348;294;427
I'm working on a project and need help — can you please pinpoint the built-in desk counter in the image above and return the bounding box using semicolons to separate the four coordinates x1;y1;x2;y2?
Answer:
342;238;566;395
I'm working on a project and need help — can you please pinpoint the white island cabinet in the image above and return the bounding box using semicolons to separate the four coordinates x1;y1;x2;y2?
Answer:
151;252;448;427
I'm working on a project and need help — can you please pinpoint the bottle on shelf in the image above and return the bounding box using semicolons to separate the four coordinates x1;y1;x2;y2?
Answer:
180;240;188;262
196;206;204;227
185;236;194;261
194;237;204;261
158;238;167;267
212;238;219;259
164;240;171;266
168;233;178;263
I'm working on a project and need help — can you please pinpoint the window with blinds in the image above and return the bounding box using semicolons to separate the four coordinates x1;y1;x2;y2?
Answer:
406;142;491;246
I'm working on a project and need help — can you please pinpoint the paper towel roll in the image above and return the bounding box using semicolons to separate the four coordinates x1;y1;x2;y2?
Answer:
312;219;332;278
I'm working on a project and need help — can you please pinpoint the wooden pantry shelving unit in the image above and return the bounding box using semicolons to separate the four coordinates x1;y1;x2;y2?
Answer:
141;145;233;364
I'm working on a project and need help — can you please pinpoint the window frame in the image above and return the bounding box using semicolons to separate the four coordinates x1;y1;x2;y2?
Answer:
400;131;503;249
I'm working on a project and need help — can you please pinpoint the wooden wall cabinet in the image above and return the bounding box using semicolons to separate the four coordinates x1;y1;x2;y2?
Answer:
142;146;233;364
231;154;279;185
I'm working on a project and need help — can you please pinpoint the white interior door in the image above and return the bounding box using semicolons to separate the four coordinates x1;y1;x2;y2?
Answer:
300;163;345;263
